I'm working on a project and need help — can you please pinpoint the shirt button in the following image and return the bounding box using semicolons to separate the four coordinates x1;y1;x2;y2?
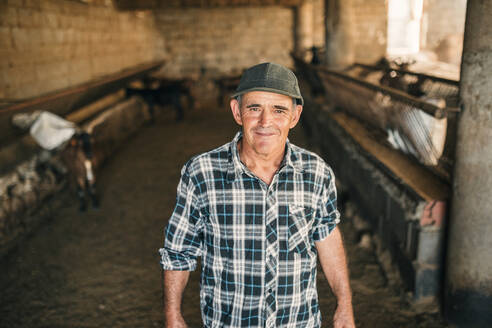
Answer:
268;288;272;294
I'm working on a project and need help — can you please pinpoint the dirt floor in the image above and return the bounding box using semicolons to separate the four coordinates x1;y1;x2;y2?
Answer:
0;104;448;327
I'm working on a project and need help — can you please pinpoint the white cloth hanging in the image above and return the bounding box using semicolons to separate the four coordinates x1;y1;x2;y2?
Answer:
29;111;76;150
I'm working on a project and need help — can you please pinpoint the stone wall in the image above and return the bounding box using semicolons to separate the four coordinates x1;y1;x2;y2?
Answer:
0;0;162;100
352;0;387;64
152;6;294;78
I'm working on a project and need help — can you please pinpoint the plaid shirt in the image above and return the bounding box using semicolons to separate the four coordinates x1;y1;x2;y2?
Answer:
159;131;340;328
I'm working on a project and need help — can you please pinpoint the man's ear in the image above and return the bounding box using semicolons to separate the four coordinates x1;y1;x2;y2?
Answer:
230;98;243;126
289;104;303;129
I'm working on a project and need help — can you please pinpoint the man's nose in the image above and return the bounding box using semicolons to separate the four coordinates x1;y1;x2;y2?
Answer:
259;108;273;126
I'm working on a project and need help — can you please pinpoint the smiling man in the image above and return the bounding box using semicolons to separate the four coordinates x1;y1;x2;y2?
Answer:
159;63;355;328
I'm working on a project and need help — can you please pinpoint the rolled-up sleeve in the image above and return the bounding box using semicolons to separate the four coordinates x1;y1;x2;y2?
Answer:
312;166;340;242
159;164;204;271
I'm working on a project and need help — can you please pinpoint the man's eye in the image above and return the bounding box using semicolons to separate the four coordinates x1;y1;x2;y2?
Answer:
249;107;259;111
275;109;286;114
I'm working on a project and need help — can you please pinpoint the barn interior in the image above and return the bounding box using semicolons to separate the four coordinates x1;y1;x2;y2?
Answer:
1;0;491;327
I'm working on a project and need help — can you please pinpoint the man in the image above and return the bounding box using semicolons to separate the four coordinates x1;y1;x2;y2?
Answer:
159;63;355;328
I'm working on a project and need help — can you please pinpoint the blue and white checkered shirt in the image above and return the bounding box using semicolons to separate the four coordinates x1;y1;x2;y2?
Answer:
159;131;340;328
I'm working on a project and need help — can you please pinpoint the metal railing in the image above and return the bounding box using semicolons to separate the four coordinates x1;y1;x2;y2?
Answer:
293;56;460;177
350;62;460;108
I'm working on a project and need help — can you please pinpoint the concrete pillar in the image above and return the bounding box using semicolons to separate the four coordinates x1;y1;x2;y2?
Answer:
445;1;492;327
295;0;315;61
324;0;355;68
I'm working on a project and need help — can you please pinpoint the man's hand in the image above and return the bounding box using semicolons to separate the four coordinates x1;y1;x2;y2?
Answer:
333;302;356;328
165;312;188;328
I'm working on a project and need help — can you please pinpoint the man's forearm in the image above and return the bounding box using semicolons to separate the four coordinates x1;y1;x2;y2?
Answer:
163;270;190;325
316;226;355;327
316;227;352;302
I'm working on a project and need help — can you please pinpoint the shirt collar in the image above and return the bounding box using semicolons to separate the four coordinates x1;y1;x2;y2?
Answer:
227;131;303;183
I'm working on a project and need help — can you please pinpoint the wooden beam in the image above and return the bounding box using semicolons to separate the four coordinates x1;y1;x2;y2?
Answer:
0;60;163;148
114;0;303;10
330;111;450;201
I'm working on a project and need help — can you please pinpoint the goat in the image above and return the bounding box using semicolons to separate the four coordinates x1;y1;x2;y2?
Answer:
60;132;99;212
378;58;414;92
126;78;193;122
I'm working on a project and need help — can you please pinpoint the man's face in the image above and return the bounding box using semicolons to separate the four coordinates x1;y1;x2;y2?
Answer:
230;91;302;158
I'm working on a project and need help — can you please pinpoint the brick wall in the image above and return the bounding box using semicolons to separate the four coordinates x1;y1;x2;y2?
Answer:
1;2;297;99
153;6;294;78
352;0;387;64
0;0;162;100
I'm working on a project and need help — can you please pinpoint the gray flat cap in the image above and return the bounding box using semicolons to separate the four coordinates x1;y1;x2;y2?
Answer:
232;62;304;105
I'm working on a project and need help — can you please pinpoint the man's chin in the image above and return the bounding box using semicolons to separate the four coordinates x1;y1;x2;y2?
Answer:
253;143;278;156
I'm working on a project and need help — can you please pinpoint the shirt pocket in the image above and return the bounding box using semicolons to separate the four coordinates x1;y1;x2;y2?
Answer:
288;204;314;255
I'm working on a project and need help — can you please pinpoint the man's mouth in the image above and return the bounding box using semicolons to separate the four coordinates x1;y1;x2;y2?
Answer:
254;129;277;137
